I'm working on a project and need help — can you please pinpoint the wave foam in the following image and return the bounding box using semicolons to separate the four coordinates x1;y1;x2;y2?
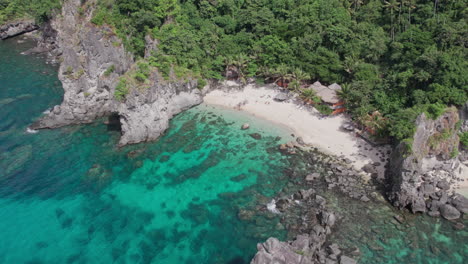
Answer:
26;128;38;134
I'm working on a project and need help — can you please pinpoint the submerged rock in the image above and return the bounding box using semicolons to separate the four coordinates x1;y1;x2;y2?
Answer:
249;133;262;140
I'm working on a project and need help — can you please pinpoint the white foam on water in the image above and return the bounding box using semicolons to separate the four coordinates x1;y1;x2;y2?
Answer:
26;128;38;134
266;199;280;214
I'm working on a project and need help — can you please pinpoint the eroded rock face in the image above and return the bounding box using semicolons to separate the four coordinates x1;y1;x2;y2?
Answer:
29;0;202;146
117;79;202;146
387;109;463;219
0;20;38;40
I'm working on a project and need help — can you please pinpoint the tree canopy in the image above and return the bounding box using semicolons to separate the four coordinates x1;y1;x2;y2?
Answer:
2;0;467;142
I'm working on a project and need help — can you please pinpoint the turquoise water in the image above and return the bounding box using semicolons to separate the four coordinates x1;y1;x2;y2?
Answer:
1;37;467;264
0;37;293;263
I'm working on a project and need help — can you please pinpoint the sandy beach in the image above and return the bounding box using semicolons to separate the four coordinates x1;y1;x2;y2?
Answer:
204;83;468;196
203;83;391;179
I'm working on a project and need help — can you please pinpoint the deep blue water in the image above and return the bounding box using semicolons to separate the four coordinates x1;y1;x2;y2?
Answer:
0;36;466;264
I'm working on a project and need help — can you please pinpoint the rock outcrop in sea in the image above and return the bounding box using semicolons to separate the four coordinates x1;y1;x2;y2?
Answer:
27;0;202;146
0;20;38;40
387;108;467;219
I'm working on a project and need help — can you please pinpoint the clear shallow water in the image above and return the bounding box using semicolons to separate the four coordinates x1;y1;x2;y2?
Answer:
0;37;293;263
0;37;467;264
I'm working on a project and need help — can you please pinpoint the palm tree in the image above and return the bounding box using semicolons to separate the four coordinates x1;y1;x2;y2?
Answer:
300;88;318;104
384;0;400;40
225;54;249;83
292;68;310;84
337;83;351;103
274;64;293;88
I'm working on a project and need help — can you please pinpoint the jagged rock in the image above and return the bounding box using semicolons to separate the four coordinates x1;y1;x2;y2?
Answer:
427;200;442;212
306;173;321;181
450;194;468;213
419;183;436;195
28;0;202;146
296;137;305;145
315;195;326;205
0;20;38;40
293;189;315;200
436;180;450;190
319;211;336;227
340;255;357;264
250;237;313;264
387;110;460;213
428;210;441;217
276;198;291;212
362;164;377;174
440;204;461;220
411;195;427;213
144;34;159;58
327;244;341;256
274;93;289;102
242;123;250;130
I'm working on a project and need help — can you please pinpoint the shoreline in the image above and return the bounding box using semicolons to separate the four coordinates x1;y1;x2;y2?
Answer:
203;83;468;197
203;83;391;180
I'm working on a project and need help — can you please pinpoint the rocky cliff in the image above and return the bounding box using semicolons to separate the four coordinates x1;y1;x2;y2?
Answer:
387;108;467;219
28;0;202;146
0;19;38;40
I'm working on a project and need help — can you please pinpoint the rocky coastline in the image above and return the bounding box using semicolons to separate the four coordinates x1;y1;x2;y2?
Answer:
0;19;38;40
387;108;468;220
1;1;467;263
23;0;202;146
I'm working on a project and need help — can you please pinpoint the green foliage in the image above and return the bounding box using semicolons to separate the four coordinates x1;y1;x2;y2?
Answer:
74;69;85;79
197;79;207;90
460;132;468;148
63;66;73;76
424;103;446;120
388;108;420;142
0;0;61;24
114;78;128;101
3;0;466;145
401;138;414;156
428;129;453;149
134;61;151;83
104;65;115;76
450;148;459;159
315;104;333;116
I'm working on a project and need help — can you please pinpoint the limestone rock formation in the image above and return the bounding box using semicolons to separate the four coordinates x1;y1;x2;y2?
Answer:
387;108;465;219
0;20;38;40
29;0;202;146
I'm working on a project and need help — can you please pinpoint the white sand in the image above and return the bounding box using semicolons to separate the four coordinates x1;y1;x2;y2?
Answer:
203;83;391;178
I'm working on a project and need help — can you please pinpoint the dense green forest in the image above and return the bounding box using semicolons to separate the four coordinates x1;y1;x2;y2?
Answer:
0;0;60;23
1;0;467;143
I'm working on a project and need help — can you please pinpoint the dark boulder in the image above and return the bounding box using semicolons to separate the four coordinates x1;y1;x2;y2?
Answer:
274;93;289;102
249;133;262;140
440;204;461;220
451;194;468;214
436;180;450;191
